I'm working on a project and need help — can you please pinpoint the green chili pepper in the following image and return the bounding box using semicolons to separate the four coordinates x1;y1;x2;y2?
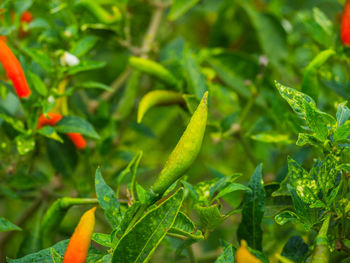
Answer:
129;56;178;87
137;90;185;123
40;197;98;248
151;91;208;195
310;214;330;263
76;0;122;24
116;71;140;120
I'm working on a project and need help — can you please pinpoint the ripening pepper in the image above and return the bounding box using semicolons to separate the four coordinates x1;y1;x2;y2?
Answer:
63;207;96;263
37;113;87;149
235;240;262;263
342;0;350;46
0;38;31;98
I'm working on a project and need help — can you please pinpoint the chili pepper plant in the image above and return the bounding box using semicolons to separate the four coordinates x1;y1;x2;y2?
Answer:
0;0;350;263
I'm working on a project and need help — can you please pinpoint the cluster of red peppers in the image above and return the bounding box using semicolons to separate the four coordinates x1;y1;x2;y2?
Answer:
0;9;86;149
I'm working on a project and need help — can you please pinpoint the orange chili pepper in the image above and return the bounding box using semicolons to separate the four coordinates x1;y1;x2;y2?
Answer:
235;240;262;263
63;207;96;263
342;0;350;46
0;38;31;98
37;113;87;149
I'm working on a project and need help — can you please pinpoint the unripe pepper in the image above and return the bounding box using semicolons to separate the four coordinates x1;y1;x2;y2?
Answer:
63;207;96;263
0;38;31;98
37;113;86;149
137;90;185;123
235;240;262;263
151;91;208;195
342;0;350;46
129;56;178;87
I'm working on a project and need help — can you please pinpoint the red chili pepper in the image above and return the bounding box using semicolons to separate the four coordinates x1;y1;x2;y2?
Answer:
20;11;33;23
342;0;350;46
63;207;96;263
19;11;33;37
37;113;87;149
0;38;31;98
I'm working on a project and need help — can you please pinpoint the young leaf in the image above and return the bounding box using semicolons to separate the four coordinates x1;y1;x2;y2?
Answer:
0;217;21;232
215;244;236;263
56;116;100;139
275;81;315;118
213;182;251;201
237;164;265;251
304;101;328;141
336;102;350;127
168;211;203;239
195;204;224;232
111;188;184;263
71;36;99;57
301;49;335;100
95;167;121;228
183;49;208;99
168;0;200;21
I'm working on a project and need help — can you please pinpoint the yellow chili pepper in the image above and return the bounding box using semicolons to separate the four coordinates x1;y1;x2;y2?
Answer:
63;207;96;263
235;240;262;263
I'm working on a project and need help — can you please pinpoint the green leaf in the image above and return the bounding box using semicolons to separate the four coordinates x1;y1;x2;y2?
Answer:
242;3;287;65
287;157;319;205
195;204;224;232
183;49;207;99
304;101;328;141
111;188;184;263
207;52;258;101
281;236;309;263
116;71;140;120
168;212;203;239
71;36;99;57
37;126;63;143
213;182;250;201
336;102;350;127
56;116;100;139
275;210;300;226
0;112;25;133
334;122;350;142
66;60;106;75
78;81;112;91
29;72;48;96
20;46;53;73
275;81;315;118
215;244;236;263
296;133;322;147
288;185;318;230
95;167;121;228
301;49;335;100
0;217;21;232
15;134;35;155
237;164;265;251
8;239;103;263
92;233;113;248
168;0;200;21
7;240;69;263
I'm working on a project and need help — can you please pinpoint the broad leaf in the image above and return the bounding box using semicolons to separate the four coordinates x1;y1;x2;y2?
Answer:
95;168;121;228
237;164;265;251
0;217;21;232
168;0;200;21
111;188;184;263
56;116;100;139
